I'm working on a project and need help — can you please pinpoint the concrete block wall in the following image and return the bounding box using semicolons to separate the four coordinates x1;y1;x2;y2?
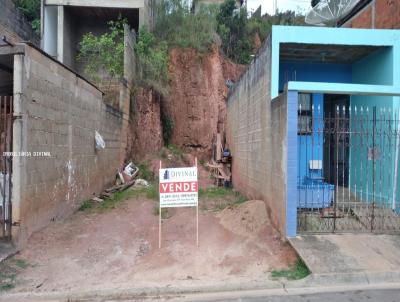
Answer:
226;36;290;237
0;0;40;45
12;44;123;246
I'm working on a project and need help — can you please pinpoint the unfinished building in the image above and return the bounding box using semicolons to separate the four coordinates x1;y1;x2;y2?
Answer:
41;0;155;72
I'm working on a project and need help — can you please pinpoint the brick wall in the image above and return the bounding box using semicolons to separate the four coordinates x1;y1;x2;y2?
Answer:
343;0;400;29
226;37;290;236
0;0;39;45
12;44;123;246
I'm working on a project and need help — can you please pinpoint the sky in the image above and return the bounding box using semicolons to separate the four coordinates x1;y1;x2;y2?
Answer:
246;0;312;15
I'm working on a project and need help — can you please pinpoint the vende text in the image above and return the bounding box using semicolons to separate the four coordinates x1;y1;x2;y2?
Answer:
160;182;198;193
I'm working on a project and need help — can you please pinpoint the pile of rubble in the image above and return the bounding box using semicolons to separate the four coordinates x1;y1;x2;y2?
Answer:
207;133;232;187
90;162;149;203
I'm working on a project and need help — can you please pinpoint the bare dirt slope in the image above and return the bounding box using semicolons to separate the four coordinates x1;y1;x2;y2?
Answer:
5;193;296;294
167;46;245;158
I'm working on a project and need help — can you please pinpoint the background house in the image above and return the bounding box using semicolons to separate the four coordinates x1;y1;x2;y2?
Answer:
193;0;243;13
227;25;400;237
338;0;400;29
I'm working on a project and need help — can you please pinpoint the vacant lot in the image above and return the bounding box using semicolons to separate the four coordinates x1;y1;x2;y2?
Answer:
0;185;296;294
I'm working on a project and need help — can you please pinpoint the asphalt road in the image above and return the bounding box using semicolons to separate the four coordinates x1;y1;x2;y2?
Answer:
149;288;400;302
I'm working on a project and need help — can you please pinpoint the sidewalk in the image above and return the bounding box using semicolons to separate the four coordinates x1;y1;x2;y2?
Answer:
289;234;400;286
1;274;400;302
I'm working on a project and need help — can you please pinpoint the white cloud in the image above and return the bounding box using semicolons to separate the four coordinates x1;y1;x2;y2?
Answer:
246;0;311;15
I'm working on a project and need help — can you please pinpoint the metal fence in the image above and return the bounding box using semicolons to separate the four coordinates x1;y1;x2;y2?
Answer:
0;96;13;240
297;101;400;234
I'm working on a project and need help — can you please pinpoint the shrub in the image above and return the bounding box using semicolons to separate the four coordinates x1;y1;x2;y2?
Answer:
216;0;306;64
77;17;126;82
135;27;169;96
16;0;40;33
153;0;218;52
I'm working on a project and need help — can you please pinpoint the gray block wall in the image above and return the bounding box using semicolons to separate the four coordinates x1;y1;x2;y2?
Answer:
12;44;123;246
226;36;289;237
0;0;40;45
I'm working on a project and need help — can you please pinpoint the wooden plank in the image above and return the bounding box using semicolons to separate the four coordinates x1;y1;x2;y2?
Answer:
216;133;222;161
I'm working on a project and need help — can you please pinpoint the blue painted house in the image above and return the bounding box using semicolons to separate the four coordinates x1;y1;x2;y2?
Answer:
227;25;400;237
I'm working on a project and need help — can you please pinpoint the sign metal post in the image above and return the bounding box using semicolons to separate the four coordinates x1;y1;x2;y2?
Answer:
158;158;199;248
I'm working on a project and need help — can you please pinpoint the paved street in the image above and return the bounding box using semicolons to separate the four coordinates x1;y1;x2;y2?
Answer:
191;289;400;302
150;287;400;302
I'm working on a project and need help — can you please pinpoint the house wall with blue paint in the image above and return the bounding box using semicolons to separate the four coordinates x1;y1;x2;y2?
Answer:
227;26;400;238
349;46;400;211
279;62;352;185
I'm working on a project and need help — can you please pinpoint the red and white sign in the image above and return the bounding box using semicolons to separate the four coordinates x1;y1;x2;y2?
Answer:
159;167;198;208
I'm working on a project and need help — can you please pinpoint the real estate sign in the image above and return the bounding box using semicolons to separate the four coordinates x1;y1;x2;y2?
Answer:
159;167;198;208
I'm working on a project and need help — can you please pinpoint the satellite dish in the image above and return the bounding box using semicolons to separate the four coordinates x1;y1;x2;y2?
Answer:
305;0;361;26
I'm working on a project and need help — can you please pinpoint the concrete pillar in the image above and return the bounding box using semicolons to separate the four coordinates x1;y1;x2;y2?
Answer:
139;7;149;28
57;6;64;63
11;54;24;244
43;5;58;57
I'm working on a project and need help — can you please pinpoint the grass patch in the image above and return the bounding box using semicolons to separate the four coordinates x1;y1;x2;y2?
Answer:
271;258;310;280
137;162;155;182
146;183;159;201
79;199;94;211
12;259;29;269
153;205;170;219
97;189;140;211
78;186;151;213
199;187;232;199
199;187;247;212
0;258;30;292
167;144;184;159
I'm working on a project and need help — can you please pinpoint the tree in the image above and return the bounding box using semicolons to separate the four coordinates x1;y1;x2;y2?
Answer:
216;0;253;64
77;18;126;82
16;0;41;33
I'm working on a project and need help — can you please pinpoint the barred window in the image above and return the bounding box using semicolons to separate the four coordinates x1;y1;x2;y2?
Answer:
298;93;312;135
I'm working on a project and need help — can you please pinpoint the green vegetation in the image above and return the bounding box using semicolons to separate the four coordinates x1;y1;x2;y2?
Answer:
161;115;175;145
271;258;310;280
216;0;305;64
16;0;40;33
154;0;218;52
76;0;305;100
199;187;233;198
146;183;159;201
135;27;170;96
77;17;126;82
137;162;156;182
0;258;29;292
199;187;247;211
78;187;150;213
166;144;183;159
153;205;170;219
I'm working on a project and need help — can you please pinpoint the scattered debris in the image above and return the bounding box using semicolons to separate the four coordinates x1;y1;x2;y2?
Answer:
207;133;232;187
94;131;106;150
91;162;141;203
124;162;139;178
105;179;136;194
91;197;103;203
134;178;150;187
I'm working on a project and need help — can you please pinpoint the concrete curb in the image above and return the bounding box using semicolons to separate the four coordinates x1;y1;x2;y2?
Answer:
2;272;400;301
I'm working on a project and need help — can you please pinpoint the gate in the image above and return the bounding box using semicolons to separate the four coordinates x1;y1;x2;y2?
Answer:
297;98;400;234
0;96;13;240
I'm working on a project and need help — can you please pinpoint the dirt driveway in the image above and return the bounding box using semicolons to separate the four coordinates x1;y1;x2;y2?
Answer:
2;187;296;294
